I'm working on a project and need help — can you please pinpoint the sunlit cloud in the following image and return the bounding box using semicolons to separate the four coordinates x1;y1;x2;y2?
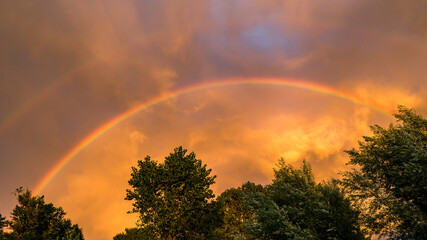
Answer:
1;1;426;239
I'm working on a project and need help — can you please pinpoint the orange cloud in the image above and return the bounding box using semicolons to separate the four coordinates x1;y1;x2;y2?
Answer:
1;1;427;239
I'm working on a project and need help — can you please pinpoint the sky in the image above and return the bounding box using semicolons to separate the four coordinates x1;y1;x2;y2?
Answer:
1;1;426;239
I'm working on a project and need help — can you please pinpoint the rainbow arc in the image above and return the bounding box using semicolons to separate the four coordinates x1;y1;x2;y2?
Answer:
33;77;392;195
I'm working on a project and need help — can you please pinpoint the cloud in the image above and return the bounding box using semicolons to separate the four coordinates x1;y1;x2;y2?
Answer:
43;87;385;238
1;1;427;239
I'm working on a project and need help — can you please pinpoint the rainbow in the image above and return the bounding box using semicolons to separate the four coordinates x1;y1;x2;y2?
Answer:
0;59;101;136
32;77;392;195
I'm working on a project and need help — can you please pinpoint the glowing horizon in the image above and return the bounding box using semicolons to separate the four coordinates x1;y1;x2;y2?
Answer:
32;77;393;195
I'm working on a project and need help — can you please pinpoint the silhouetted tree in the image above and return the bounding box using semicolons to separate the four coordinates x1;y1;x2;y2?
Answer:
122;146;222;239
245;160;365;239
113;227;153;240
341;106;427;239
216;182;264;239
4;187;84;240
0;213;7;239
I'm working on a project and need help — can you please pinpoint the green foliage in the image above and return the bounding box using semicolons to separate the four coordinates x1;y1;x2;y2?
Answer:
316;181;366;239
341;106;427;239
244;191;314;240
0;213;6;230
245;160;365;240
2;187;83;240
113;227;155;240
0;213;7;239
216;182;264;239
124;146;222;239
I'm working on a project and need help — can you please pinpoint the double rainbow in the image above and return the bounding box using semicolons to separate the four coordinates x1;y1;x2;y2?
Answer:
0;59;101;136
33;77;391;195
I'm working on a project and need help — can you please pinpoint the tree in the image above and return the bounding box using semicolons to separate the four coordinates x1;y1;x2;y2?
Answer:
216;181;265;239
341;106;427;239
316;181;366;239
113;227;154;240
244;191;313;240
3;187;84;240
123;146;222;239
245;160;365;240
0;213;7;239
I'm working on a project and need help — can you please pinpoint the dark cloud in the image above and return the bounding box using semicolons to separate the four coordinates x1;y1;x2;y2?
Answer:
1;1;426;239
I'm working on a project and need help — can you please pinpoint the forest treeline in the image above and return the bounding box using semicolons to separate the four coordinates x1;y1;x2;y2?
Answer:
1;106;426;240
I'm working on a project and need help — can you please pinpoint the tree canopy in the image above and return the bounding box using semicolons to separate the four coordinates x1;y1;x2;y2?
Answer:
0;213;7;238
341;106;427;239
1;188;84;240
244;160;365;240
121;146;222;239
216;181;265;239
118;147;366;239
